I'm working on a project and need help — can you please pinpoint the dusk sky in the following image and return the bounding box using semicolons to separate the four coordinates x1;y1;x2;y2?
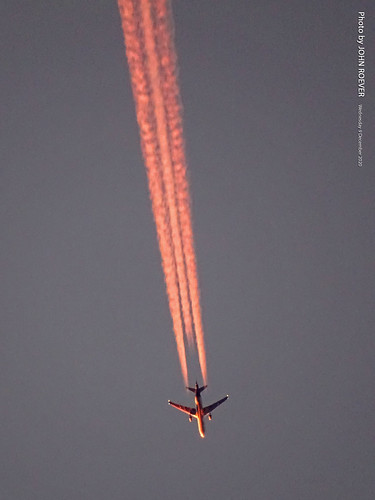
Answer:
2;1;375;499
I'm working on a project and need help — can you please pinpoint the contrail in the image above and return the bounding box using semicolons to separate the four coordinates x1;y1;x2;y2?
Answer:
152;1;207;384
118;0;207;385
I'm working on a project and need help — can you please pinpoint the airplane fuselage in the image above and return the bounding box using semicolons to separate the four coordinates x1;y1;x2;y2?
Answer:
195;393;205;438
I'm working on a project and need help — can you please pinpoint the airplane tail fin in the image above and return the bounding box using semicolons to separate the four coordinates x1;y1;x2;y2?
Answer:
186;384;207;395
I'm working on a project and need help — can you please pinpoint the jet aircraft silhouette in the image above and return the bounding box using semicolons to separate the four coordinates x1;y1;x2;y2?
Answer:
168;382;228;438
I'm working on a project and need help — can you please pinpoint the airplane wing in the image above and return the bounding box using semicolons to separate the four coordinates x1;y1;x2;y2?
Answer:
203;395;228;415
168;401;197;418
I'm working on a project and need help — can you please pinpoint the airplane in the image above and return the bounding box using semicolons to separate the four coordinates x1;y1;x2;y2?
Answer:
168;381;228;438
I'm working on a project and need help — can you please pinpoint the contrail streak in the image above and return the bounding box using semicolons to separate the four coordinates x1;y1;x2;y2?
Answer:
118;0;207;385
139;0;194;346
153;1;207;384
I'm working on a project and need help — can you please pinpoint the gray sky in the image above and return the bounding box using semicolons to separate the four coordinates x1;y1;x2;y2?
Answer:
2;1;375;499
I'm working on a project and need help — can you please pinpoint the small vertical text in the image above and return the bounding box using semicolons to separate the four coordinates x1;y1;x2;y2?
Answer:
357;12;365;97
358;104;363;167
357;12;365;167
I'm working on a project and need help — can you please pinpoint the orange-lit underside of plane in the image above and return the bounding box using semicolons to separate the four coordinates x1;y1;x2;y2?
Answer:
168;382;228;438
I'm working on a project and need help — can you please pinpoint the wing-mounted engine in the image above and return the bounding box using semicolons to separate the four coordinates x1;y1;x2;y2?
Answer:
208;413;212;421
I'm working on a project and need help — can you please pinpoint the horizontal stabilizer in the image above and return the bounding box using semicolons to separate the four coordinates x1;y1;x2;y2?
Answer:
187;384;207;395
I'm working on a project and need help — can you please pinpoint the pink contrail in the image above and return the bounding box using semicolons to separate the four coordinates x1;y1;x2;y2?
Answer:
118;0;207;385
